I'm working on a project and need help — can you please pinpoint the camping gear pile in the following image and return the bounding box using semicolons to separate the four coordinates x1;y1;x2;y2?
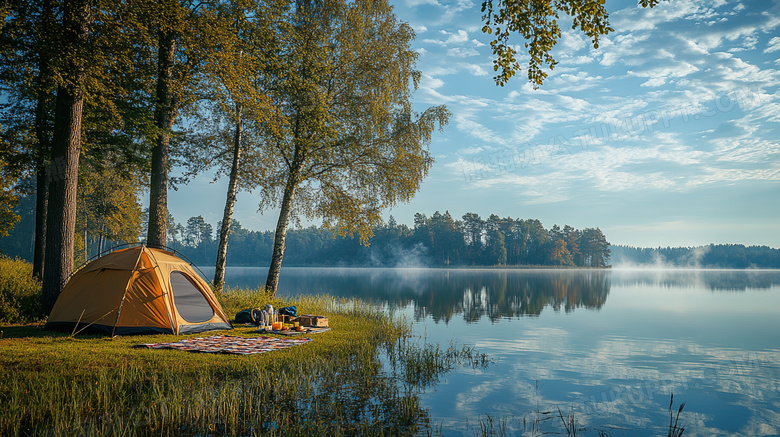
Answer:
235;304;328;333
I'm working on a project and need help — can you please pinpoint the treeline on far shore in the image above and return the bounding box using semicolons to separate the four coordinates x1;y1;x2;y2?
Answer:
158;211;612;268
3;203;777;269
0;208;610;268
611;244;780;269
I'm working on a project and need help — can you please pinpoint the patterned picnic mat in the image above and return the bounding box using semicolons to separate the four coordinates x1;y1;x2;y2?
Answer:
136;335;312;355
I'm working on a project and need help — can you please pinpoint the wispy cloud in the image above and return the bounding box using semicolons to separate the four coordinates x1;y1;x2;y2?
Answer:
765;36;780;53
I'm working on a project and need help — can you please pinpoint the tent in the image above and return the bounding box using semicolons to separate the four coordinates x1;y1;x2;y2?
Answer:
45;246;232;335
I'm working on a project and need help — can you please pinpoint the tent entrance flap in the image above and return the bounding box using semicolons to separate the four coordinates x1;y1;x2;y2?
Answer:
170;271;215;323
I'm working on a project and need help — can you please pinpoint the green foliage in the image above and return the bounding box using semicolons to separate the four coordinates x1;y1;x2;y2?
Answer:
0;256;43;323
75;158;143;263
481;0;661;86
258;0;450;242
0;130;28;238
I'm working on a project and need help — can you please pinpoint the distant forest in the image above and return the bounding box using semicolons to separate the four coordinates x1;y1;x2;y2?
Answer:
611;245;780;269
152;211;612;268
2;197;777;269
0;201;609;268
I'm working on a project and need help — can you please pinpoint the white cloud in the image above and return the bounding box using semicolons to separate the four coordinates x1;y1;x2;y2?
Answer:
441;29;468;44
422;75;445;90
628;61;699;87
465;64;488;76
641;77;667;87
685;167;780;187
549;71;603;92
764;36;780;53
422;29;470;46
447;47;478;58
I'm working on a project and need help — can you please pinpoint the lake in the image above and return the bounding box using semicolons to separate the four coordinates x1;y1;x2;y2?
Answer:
200;266;780;436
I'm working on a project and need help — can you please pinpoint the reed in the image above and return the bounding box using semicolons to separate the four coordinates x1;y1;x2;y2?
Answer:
667;393;686;437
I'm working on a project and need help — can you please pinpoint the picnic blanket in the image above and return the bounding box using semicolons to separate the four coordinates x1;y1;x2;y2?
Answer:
136;335;312;355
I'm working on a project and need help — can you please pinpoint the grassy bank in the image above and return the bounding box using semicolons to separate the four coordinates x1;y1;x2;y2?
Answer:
1;283;485;436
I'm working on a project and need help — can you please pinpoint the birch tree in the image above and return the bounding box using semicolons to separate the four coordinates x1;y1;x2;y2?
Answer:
188;0;279;292
145;0;206;248
260;0;449;296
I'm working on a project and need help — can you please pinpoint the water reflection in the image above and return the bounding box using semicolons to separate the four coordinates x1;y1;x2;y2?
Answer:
276;268;611;323
611;268;780;291
204;267;780;324
203;267;780;435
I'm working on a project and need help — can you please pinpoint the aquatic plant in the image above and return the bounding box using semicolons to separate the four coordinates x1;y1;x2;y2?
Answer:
668;393;686;437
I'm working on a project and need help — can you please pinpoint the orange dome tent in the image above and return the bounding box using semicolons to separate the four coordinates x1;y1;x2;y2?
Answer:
45;246;232;335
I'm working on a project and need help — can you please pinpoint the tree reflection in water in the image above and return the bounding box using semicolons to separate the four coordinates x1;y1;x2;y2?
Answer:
277;268;611;324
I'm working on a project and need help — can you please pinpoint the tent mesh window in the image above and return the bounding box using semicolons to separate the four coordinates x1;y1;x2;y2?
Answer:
170;271;215;323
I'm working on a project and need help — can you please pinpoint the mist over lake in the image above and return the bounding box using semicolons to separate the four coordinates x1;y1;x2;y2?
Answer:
200;266;780;435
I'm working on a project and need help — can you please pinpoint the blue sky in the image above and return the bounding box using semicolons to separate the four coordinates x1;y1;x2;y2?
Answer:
169;0;780;248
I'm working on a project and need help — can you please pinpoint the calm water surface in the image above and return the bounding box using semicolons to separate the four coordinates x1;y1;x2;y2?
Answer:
203;267;780;436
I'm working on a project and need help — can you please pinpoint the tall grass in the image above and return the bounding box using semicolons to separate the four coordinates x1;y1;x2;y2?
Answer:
0;286;487;436
0;256;43;324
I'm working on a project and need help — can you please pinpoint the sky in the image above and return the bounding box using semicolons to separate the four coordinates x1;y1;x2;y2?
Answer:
167;0;780;249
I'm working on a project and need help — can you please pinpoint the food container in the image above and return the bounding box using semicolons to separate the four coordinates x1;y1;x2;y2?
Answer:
296;315;328;328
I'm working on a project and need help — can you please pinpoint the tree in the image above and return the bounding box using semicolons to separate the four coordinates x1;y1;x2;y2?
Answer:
484;214;506;265
260;0;449;296
187;0;278;292
3;0;152;309
485;228;507;266
563;224;580;265
40;0;92;312
429;211;463;265
145;0;206;247
461;212;484;264
579;227;610;267
0;0;57;277
547;238;573;266
75;158;142;260
481;0;661;86
183;215;212;248
0;155;22;237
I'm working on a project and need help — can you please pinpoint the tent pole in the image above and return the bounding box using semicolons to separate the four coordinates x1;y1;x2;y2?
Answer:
145;246;178;334
110;245;147;337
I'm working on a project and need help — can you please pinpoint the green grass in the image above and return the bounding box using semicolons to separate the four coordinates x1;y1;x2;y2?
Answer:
0;277;488;436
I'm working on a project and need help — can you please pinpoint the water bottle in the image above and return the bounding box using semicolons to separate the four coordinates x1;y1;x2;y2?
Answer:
260;310;268;329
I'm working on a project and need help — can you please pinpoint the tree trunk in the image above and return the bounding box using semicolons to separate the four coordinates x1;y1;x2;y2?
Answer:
146;31;177;248
40;0;89;312
213;104;242;293
32;0;54;280
33;161;48;279
41;87;84;311
265;162;302;297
